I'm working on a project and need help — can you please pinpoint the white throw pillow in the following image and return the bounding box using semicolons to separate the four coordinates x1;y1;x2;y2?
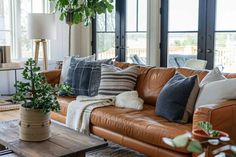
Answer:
200;67;226;87
115;91;144;110
60;56;74;84
195;78;236;108
60;56;83;84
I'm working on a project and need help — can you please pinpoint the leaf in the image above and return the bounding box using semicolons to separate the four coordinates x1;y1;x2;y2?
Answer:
197;121;220;137
187;140;203;153
162;137;175;147
172;133;191;147
219;136;230;142
208;139;219;145
231;145;236;154
215;152;226;157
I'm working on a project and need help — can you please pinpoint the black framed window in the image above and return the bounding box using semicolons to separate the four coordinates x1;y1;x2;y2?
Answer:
92;0;116;60
92;0;148;64
161;0;236;72
161;0;201;68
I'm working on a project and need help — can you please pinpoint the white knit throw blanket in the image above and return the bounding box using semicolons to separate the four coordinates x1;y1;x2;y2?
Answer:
66;95;115;135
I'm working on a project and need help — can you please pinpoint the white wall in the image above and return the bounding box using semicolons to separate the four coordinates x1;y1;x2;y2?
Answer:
50;15;92;60
147;0;161;67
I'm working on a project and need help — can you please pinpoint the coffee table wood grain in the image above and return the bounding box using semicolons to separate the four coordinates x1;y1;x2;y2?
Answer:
0;120;107;157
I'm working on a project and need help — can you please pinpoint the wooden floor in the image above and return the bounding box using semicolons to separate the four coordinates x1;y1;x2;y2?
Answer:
0;110;19;121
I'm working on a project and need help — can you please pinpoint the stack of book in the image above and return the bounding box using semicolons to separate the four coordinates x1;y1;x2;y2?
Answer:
0;98;20;112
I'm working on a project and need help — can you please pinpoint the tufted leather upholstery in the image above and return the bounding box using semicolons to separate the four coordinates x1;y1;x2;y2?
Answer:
43;62;236;157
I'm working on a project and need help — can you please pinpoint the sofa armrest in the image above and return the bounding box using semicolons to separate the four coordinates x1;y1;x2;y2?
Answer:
41;69;61;86
193;100;236;143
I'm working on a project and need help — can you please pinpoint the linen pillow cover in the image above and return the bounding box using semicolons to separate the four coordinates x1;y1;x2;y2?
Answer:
199;67;226;87
98;64;139;96
72;59;113;96
195;78;236;108
60;56;79;84
156;73;199;123
64;55;95;86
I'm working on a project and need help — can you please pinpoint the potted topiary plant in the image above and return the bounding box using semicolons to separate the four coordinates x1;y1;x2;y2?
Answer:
13;58;71;142
50;0;114;56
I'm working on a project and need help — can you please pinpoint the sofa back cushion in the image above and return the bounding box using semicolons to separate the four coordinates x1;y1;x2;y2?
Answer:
114;62;236;107
176;68;209;81
140;67;176;106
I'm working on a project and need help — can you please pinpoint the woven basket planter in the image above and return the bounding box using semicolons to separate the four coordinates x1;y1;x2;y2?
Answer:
19;106;51;142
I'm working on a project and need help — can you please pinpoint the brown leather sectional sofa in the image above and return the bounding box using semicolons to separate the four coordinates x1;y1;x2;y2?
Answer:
42;62;236;157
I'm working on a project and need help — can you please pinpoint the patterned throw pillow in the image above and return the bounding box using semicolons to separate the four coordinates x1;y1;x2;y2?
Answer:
72;59;113;96
64;55;95;86
98;64;140;96
156;73;199;123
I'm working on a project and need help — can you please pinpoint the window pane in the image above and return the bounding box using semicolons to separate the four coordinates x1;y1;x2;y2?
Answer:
138;0;147;31
168;0;199;31
216;0;236;31
0;31;11;45
32;0;44;13
21;31;33;58
215;32;236;72
20;0;31;31
0;0;11;30
96;14;105;32
106;1;115;32
126;0;137;31
126;33;146;64
96;33;115;59
168;33;198;67
20;0;33;58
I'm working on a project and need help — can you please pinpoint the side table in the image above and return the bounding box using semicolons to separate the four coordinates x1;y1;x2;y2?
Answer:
0;67;23;96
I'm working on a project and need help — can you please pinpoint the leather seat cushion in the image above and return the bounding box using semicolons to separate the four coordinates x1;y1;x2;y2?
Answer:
90;105;192;153
57;96;76;116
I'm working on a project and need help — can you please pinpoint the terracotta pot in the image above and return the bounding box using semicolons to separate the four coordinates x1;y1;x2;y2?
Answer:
19;106;51;142
192;129;229;141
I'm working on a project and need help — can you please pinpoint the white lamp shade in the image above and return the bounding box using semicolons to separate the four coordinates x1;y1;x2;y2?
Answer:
28;13;56;40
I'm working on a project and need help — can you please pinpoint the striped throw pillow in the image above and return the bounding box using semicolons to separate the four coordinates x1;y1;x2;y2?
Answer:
98;64;139;95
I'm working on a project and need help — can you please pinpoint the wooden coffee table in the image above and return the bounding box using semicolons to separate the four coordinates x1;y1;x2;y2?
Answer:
0;120;107;157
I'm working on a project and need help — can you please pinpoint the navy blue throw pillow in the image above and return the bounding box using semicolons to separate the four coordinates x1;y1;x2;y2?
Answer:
155;73;197;122
72;59;113;96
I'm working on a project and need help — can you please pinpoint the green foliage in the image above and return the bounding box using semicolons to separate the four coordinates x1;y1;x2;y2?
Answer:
187;140;203;153
198;121;220;137
13;58;72;113
50;0;114;26
172;133;191;147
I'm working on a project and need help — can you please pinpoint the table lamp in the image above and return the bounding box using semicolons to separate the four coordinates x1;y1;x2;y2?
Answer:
28;13;56;70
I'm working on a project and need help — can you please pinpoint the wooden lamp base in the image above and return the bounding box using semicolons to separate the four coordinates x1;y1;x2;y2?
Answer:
34;39;48;70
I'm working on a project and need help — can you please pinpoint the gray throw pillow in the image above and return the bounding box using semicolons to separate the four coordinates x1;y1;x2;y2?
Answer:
156;73;199;123
72;59;113;96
